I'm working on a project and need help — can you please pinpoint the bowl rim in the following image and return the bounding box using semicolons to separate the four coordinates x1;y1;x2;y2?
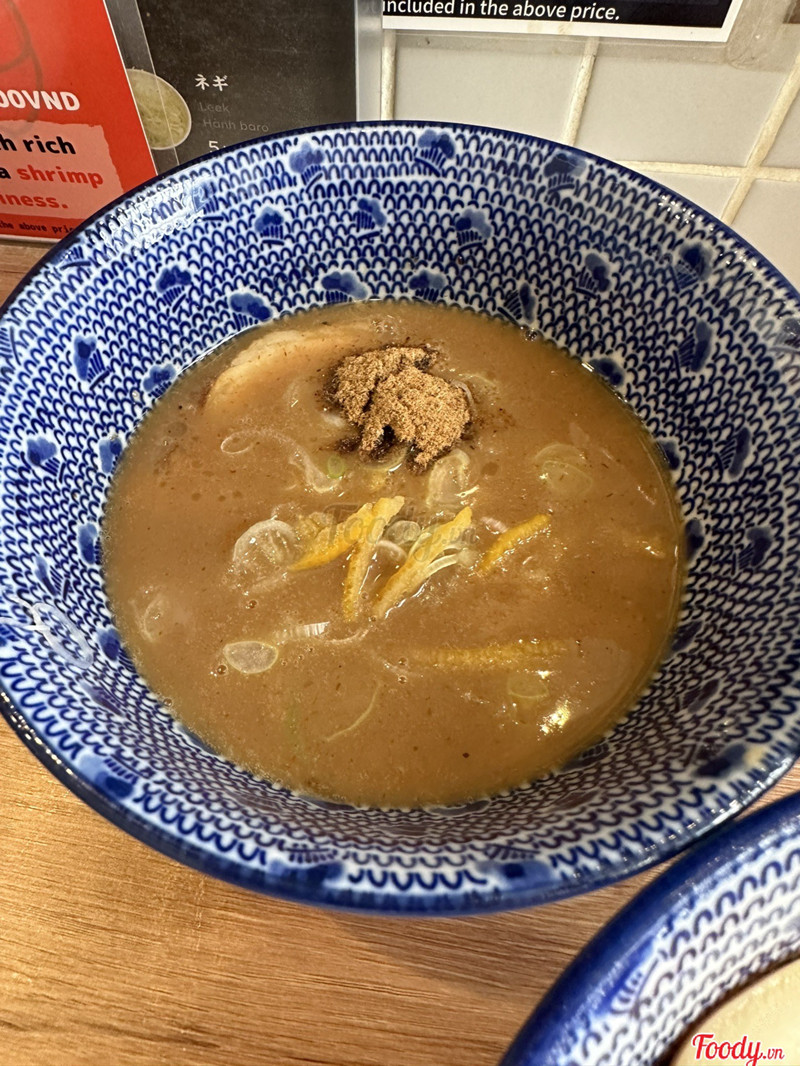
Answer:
5;118;800;316
499;790;800;1064
1;119;799;915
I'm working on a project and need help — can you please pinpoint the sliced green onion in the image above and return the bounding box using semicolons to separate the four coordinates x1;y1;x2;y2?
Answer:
326;454;348;480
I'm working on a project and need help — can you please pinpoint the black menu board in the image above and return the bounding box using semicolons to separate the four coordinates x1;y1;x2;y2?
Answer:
136;0;356;167
382;0;744;41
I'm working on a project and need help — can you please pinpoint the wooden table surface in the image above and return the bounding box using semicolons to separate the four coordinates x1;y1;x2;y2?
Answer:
1;238;798;1066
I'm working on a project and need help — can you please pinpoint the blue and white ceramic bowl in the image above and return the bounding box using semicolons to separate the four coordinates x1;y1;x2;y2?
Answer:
1;122;799;914
501;790;800;1065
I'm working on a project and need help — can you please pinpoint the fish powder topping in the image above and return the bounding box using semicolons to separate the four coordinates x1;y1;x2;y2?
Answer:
332;345;470;468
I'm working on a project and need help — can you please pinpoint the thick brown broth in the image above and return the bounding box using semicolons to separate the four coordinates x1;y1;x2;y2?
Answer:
102;302;684;808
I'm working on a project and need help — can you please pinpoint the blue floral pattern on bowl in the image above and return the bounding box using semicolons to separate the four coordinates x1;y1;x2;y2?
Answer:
501;791;800;1065
1;122;799;914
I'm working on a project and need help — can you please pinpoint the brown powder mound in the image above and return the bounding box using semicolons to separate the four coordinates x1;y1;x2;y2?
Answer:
332;346;470;467
334;346;431;423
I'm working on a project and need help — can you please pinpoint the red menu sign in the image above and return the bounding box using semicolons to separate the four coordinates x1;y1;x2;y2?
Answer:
0;0;157;241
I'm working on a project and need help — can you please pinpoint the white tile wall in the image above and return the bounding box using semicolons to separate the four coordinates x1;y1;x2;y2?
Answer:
394;32;584;142
385;1;800;290
765;89;800;166
733;179;800;288
576;46;790;166
634;169;739;218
